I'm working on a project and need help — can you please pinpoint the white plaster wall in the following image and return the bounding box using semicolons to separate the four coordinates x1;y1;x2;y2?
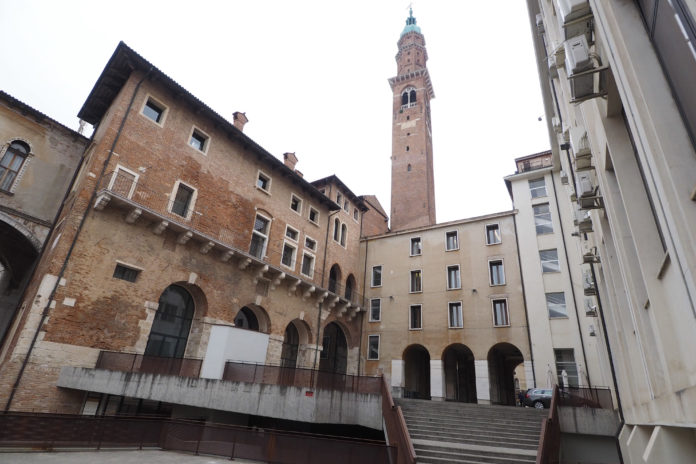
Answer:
201;325;269;379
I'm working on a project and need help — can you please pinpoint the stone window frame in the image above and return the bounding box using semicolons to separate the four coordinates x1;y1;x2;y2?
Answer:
308;205;320;225
448;301;463;329
446;264;461;290
249;212;272;259
409;304;423;330
108;164;139;199
491;298;510;327
140;94;168;127
112;260;144;283
409;269;423;294
280;240;298;271
410;236;422;256
256;170;272;194
488;258;506;287
0;138;33;194
353;207;360;223
300;250;315;278
367;334;380;360
371;265;383;288
187;125;210;155
445;230;459;251
284;224;299;242
304;235;317;252
485;223;502;245
167;180;197;220
369;298;381;322
289;193;303;216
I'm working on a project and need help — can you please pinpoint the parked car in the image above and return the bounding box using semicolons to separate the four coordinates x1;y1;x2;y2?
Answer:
523;388;553;409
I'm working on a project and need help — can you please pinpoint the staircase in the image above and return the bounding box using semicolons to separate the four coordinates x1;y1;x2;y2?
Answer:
396;398;547;464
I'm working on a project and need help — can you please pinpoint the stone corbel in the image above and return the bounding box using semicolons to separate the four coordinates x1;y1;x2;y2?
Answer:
328;296;340;309
177;231;193;245
238;258;252;270
346;306;360;322
271;272;285;290
153;220;169;235
125;208;142;224
220;250;234;262
315;291;329;307
302;286;316;301
94;193;111;210
253;264;269;283
200;241;215;254
287;277;301;295
336;304;350;319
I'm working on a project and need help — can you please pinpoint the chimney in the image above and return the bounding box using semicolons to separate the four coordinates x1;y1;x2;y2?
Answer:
233;112;248;132
284;152;298;171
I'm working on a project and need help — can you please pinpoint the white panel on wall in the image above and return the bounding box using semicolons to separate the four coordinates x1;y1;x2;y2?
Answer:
201;326;270;379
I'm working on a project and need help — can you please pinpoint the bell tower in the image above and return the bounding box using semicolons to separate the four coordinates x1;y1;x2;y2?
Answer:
389;8;436;231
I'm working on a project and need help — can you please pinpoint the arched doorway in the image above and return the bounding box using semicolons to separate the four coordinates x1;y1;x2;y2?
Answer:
234;306;259;331
403;344;431;399
328;264;341;294
443;344;477;403
0;218;39;343
319;322;347;373
145;285;195;358
487;343;524;406
344;274;356;303
281;323;300;368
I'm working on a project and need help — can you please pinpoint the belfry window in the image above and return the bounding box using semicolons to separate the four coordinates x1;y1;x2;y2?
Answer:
401;87;417;109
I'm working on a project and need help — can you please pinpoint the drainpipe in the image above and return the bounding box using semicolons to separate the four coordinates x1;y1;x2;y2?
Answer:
4;67;153;412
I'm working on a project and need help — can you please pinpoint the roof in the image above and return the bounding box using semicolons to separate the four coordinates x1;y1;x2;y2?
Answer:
78;42;338;211
359;194;388;220
311;175;368;211
401;8;422;37
0;91;89;142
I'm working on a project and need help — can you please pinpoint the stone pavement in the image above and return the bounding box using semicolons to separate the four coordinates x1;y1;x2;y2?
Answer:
0;450;264;463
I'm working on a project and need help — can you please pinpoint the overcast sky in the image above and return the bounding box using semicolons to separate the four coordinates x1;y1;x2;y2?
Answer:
1;1;550;223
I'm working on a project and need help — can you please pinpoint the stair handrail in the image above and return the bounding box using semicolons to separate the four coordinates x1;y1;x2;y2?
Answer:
536;385;561;464
381;375;417;464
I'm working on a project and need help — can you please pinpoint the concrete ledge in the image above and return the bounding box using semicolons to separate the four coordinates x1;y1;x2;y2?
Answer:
558;406;621;436
58;367;382;429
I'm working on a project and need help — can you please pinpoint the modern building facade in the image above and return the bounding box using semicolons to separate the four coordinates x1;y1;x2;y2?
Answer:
526;0;696;461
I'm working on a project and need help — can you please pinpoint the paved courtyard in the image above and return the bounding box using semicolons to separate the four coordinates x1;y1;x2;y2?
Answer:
0;450;264;463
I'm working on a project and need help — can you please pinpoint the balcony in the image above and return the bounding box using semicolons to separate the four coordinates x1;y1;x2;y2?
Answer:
93;171;366;317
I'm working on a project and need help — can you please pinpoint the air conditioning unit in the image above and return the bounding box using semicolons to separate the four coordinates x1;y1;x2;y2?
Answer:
575;209;593;232
583;250;600;263
584;297;598;316
569;126;592;171
557;0;592;39
536;13;545;34
560;170;569;184
589;324;597;336
552;116;562;133
583;268;597;295
564;35;595;100
576;172;595;198
548;55;559;79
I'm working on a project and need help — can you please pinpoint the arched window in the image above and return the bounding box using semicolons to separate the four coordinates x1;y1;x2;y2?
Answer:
0;141;30;191
401;87;417;109
333;218;340;242
340;223;347;247
407;164;412;172
234;306;259;331
145;285;195;358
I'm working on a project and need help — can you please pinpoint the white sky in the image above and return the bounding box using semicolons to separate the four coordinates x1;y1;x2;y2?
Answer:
0;0;550;223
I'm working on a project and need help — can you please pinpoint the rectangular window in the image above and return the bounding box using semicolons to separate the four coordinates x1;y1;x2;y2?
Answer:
290;194;302;214
189;128;209;152
343;200;349;212
489;260;505;286
353;208;359;221
142;98;165;123
285;226;299;242
409;304;422;330
113;264;140;283
249;214;270;258
256;171;271;192
533;204;553;235
109;165;138;199
336;192;343;206
367;335;380;360
540;249;560;273
171;183;194;217
370;299;381;322
529;178;547;198
304;236;317;251
546;292;567;318
448;302;463;328
371;265;382;287
485;224;501;245
410;270;422;293
308;207;319;224
492;299;509;327
447;265;461;290
301;253;315;277
410;237;422;256
554;349;579;387
445;231;459;251
281;242;297;269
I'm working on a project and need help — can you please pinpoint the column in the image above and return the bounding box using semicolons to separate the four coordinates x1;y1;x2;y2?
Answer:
475;359;490;404
430;359;445;401
391;359;404;398
265;334;284;364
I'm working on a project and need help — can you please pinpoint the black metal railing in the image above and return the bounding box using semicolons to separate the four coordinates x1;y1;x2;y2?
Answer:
96;351;202;378
558;386;613;410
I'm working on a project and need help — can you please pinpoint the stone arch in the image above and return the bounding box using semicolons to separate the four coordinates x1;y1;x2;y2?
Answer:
487;342;524;406
233;303;271;334
319;321;348;374
328;263;341;294
344;274;356;302
442;343;477;403
403;344;431;399
144;284;196;358
280;318;312;368
0;212;42;251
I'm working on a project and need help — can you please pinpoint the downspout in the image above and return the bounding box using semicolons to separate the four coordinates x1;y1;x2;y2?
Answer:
4;67;153;411
512;212;536;388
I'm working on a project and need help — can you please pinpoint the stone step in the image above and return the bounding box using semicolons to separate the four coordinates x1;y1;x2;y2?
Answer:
404;421;540;440
408;431;540;450
403;412;545;428
397;402;547;417
413;440;536;464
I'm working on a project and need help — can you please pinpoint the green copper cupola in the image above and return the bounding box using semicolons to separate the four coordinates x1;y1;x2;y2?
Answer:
400;8;421;36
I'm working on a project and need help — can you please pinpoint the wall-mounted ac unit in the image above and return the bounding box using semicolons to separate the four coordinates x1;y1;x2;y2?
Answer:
583;268;597;295
548;55;559;79
560;170;569;184
570;126;591;157
575;209;593;232
552;116;562;133
536;13;545;34
564;35;595;100
589;324;597;336
557;0;592;40
576;172;594;198
584;298;598;316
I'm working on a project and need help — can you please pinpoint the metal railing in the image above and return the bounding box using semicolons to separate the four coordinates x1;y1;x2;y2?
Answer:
0;412;395;463
558;386;613;410
536;386;561;464
381;376;416;464
222;361;381;394
96;351;202;378
98;171;368;309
